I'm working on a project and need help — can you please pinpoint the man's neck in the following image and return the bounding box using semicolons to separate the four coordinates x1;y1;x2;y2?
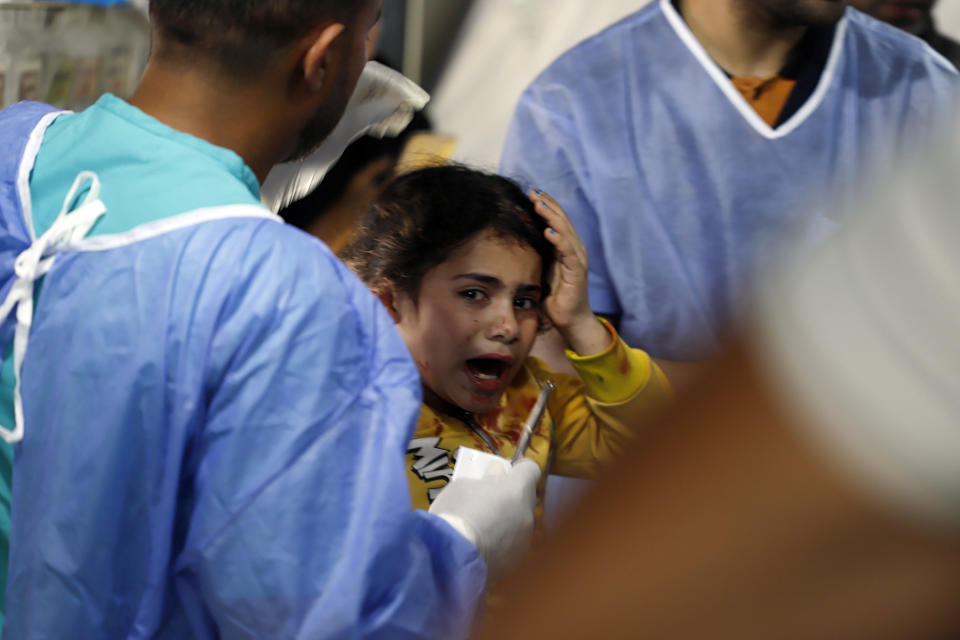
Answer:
128;62;296;183
679;0;808;77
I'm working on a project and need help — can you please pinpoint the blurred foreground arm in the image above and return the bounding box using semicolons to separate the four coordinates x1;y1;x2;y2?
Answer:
482;341;960;639
482;120;960;639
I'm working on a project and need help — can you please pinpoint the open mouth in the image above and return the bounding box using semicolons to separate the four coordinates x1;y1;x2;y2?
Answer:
465;357;511;392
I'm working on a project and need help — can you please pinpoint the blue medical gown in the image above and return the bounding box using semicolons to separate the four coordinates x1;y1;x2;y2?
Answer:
500;3;960;359
0;101;485;638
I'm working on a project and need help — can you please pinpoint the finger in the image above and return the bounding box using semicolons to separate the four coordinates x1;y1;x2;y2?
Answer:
541;214;588;271
510;458;542;488
484;459;509;477
543;225;579;267
534;203;577;251
527;191;590;271
531;192;585;253
532;190;575;230
529;190;574;235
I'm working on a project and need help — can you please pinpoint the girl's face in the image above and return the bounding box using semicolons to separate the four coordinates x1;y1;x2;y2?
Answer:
391;229;543;415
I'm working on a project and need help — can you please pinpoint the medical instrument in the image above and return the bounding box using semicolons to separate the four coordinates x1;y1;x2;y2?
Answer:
511;381;553;464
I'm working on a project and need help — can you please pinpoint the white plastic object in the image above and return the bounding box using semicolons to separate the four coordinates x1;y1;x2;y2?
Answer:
452;447;512;482
260;60;429;213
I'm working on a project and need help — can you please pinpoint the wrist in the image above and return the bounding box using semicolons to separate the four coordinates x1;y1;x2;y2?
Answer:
433;512;480;548
558;313;612;356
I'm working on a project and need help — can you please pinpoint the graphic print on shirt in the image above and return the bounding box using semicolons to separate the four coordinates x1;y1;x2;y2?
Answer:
407;437;457;502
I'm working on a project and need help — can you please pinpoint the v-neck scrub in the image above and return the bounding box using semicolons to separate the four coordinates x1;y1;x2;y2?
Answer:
501;1;960;359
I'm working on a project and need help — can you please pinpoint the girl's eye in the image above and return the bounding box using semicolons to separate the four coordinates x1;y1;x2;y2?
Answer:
459;289;486;302
514;297;540;311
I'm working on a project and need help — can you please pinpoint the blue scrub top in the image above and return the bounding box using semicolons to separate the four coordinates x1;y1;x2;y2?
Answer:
0;97;485;638
501;1;960;359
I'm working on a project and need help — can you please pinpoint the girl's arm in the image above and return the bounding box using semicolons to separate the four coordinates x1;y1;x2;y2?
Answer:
529;191;672;477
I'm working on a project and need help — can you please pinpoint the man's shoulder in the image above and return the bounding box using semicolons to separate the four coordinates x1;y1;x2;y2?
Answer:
169;215;352;289
208;219;381;325
0;103;67;248
82;213;348;304
27;98;266;237
0;101;62;185
97;216;385;356
528;1;667;88
0;101;60;132
933;31;960;71
845;8;959;75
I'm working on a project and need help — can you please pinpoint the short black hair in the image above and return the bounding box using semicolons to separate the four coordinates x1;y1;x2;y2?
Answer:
342;164;556;324
149;0;358;73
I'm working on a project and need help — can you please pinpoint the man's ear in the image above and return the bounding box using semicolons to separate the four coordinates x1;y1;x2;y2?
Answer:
302;22;346;92
376;286;403;324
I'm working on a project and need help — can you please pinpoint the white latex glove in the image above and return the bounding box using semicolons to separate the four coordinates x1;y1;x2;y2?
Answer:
430;458;541;579
261;60;429;212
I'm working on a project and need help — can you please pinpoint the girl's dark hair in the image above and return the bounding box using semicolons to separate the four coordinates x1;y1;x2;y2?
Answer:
342;164;556;314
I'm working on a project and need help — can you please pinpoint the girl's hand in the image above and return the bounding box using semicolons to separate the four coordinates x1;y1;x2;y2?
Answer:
531;190;611;356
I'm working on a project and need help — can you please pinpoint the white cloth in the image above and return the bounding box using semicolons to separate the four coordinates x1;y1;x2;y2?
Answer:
757;116;960;528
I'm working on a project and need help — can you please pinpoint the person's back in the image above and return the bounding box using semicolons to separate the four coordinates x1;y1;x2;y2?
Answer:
500;0;960;360
0;96;480;636
0;1;542;636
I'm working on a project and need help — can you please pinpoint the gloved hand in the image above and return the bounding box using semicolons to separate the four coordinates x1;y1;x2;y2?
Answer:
429;458;541;579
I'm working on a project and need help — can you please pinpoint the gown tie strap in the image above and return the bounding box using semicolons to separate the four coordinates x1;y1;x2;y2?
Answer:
0;171;107;443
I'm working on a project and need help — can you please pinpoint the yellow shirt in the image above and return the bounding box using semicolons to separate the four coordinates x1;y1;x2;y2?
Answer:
404;321;672;525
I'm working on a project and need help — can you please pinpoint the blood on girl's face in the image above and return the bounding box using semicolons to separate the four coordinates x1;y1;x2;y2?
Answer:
393;230;543;415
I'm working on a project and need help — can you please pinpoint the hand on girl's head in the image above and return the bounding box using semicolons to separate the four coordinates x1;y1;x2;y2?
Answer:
527;190;593;331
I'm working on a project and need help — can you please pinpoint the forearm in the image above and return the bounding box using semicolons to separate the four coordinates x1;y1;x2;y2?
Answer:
555;311;612;357
548;321;672;476
565;318;671;406
529;327;577;375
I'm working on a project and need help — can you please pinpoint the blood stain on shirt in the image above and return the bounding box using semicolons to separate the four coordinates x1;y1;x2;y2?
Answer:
519;395;537;412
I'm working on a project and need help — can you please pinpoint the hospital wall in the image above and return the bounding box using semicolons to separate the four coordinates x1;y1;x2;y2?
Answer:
936;2;960;38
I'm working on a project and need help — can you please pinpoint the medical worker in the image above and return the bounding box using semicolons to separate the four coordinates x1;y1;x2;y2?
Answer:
0;1;540;637
500;0;960;367
484;110;960;640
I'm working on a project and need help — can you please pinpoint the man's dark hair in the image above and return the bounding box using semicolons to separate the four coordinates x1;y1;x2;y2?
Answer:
149;1;356;73
342;164;556;329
